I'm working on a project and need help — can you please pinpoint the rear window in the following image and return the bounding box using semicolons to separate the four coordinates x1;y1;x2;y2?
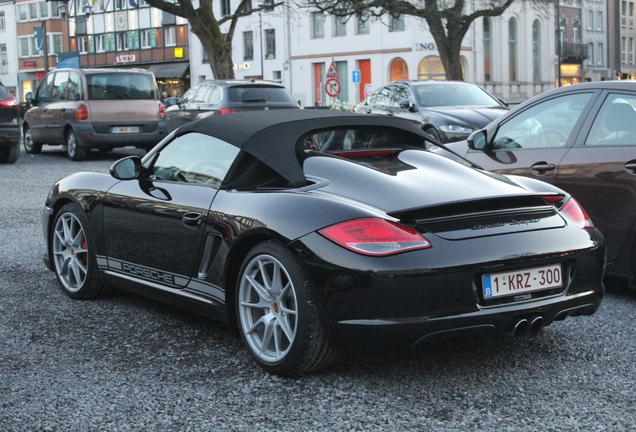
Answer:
87;73;155;100
0;85;13;101
228;86;295;104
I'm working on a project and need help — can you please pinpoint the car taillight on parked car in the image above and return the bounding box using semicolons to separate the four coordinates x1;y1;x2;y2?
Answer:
159;103;167;119
0;97;18;108
217;108;236;115
76;104;89;120
319;218;432;256
561;198;594;229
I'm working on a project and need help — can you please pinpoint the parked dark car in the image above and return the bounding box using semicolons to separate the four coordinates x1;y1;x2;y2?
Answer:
165;79;299;133
353;80;508;143
42;110;604;376
441;80;636;284
23;68;167;161
0;83;21;164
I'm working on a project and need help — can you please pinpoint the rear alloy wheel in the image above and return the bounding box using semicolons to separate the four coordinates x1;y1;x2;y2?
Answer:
237;240;337;376
66;129;87;161
23;126;42;154
51;203;109;299
0;143;19;164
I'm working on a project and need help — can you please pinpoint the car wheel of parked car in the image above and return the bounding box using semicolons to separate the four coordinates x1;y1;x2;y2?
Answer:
236;240;337;376
424;127;442;145
66;129;87;162
51;203;110;299
23;126;42;154
0;143;19;164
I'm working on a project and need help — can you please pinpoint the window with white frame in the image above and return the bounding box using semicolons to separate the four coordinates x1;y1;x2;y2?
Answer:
94;34;105;52
265;29;275;59
50;33;62;54
0;11;5;30
51;1;59;18
221;0;231;16
19;37;30;57
389;15;405;32
243;31;253;61
631;38;635;64
39;1;49;19
588;43;594;66
29;3;38;20
573;26;578;43
0;44;7;74
631;2;634;28
312;12;325;38
587;10;593;30
356;13;370;35
116;32;129;50
622;37;627;63
77;36;87;53
18;4;28;22
141;29;153;48
165;26;176;46
509;18;518;81
334;16;346;37
623;1;627;27
597;43;604;66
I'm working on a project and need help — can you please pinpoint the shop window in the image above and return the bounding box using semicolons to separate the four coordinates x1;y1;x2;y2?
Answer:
390;58;408;81
417;56;446;80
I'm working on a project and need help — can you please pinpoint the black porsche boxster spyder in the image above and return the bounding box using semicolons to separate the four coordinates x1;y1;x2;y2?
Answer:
43;110;605;376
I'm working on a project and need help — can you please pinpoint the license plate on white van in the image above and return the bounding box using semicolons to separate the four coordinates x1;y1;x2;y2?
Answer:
111;126;140;133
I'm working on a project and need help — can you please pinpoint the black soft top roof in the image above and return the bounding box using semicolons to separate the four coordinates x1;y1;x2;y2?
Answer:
176;109;430;187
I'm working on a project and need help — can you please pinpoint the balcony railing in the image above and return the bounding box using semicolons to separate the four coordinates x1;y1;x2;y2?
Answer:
561;43;588;63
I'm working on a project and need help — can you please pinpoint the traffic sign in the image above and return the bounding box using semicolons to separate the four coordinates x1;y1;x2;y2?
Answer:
352;70;360;83
325;78;341;97
326;62;339;78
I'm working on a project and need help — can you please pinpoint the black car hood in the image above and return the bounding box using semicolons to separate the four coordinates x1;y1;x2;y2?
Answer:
303;149;533;213
422;106;507;128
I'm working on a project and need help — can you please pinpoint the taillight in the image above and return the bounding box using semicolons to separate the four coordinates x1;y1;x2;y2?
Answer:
561;198;594;229
0;97;18;108
319;218;431;256
76;104;89;120
217;108;236;115
158;103;167;119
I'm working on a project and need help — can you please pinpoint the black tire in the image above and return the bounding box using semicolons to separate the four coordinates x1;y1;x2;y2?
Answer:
0;143;19;164
424;126;442;147
236;240;338;376
66;129;87;161
23;125;42;154
51;203;110;299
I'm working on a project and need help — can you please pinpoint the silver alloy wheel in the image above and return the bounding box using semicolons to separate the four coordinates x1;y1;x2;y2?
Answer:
67;131;77;158
24;128;33;151
238;254;298;363
52;212;89;293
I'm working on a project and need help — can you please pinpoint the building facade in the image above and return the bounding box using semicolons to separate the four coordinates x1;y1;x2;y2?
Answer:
0;0;19;95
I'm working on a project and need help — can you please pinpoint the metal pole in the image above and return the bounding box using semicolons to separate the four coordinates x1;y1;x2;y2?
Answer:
43;20;49;76
556;0;561;87
259;9;264;80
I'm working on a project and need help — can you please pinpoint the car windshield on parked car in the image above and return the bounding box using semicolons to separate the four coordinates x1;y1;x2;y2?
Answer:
354;80;508;144
42;110;604;376
441;80;636;285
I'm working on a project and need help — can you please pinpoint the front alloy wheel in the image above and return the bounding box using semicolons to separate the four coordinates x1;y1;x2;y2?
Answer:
51;203;108;299
237;241;337;376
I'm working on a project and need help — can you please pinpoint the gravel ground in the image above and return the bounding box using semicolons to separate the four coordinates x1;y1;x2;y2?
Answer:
1;146;636;432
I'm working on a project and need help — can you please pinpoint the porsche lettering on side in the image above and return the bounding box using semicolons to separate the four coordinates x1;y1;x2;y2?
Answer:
42;110;605;376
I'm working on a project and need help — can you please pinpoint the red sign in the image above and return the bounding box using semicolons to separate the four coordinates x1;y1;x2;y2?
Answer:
23;61;36;67
325;78;341;97
36;72;45;79
326;62;339;78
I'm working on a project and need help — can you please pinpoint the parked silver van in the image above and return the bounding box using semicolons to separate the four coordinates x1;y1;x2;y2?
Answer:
23;68;167;161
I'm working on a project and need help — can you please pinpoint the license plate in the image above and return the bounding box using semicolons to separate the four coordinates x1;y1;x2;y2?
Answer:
482;264;562;299
111;126;139;133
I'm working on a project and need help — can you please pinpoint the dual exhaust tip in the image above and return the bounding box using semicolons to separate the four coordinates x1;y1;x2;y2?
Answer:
511;316;544;337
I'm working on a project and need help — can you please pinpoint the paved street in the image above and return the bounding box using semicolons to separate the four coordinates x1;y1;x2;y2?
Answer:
1;146;635;431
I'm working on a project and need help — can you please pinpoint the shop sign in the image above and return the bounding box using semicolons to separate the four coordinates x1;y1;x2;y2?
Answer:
23;61;36;67
233;63;250;71
36;72;45;79
116;54;136;63
174;47;184;58
416;43;436;51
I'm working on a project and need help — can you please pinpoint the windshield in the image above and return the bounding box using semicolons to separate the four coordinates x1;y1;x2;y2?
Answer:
414;84;500;108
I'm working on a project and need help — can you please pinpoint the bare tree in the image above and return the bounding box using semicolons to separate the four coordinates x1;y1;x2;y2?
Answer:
144;0;282;79
305;0;519;80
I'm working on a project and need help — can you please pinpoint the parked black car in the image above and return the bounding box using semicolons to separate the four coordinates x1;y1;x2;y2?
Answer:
42;110;604;376
165;79;299;133
442;80;636;284
0;83;21;164
354;80;508;143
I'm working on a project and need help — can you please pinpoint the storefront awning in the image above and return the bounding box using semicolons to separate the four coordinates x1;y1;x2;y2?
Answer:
147;62;189;79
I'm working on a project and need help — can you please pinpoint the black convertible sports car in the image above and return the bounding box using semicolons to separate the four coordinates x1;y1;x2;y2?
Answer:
43;110;605;376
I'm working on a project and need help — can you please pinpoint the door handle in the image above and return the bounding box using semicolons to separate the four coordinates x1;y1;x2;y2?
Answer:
530;162;556;174
182;212;203;229
624;161;636;174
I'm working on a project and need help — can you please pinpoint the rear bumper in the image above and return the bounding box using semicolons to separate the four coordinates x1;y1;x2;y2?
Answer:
74;123;167;148
0;125;21;147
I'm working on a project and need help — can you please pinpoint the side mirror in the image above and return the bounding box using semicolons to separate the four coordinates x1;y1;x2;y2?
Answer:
468;129;488;151
25;92;33;103
110;156;142;180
